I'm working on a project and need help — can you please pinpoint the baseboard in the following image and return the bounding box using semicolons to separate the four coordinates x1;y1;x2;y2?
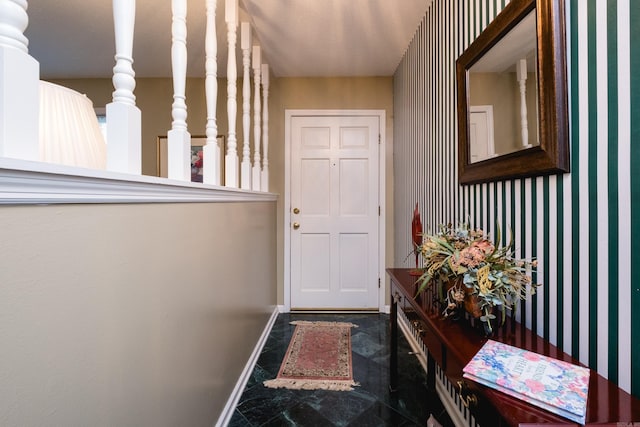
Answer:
280;305;386;314
214;306;280;427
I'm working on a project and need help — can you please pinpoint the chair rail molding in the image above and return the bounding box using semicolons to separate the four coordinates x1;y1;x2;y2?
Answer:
0;159;277;205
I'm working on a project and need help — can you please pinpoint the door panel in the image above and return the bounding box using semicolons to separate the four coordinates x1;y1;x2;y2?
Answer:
300;233;331;291
339;159;368;216
339;233;368;291
290;115;379;309
301;159;330;215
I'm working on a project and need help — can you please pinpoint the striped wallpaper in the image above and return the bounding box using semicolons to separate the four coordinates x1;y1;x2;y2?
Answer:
393;0;639;397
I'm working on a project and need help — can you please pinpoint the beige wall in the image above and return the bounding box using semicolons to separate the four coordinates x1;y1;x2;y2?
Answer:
469;72;538;155
0;201;277;426
56;76;395;307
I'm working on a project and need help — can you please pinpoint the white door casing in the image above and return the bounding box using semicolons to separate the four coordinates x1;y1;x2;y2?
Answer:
469;105;495;163
284;110;385;311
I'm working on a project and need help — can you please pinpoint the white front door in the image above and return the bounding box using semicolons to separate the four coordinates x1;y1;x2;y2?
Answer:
469;105;495;163
289;114;380;309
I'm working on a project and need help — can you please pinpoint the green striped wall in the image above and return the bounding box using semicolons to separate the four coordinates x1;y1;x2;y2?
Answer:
393;0;638;397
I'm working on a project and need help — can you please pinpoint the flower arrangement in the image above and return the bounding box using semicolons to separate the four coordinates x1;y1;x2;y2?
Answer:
416;223;539;333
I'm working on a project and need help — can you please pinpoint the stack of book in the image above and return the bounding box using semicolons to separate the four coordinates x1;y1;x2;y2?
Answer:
463;340;590;424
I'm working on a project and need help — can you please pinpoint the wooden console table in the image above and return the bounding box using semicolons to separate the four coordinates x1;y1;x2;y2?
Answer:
387;268;640;426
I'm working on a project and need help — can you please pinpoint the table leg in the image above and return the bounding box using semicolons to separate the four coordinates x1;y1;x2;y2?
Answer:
390;289;398;393
427;350;436;390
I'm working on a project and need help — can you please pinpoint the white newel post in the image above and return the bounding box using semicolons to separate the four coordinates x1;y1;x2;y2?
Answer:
261;64;269;192
516;58;531;149
240;22;252;189
224;0;238;187
251;46;261;191
203;0;219;185
107;0;141;174
0;0;39;160
167;0;190;181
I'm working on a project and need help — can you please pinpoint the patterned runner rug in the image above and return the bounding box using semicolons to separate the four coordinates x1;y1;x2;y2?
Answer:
263;320;359;391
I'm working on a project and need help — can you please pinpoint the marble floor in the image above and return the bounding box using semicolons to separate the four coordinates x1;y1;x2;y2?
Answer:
228;313;455;427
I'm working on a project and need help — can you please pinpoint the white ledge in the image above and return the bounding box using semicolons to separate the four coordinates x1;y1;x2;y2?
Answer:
0;158;278;205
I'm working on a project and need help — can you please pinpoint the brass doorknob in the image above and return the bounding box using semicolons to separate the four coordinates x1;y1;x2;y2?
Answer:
293;222;300;229
293;207;300;214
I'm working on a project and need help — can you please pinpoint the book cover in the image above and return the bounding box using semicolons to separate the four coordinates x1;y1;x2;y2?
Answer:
462;340;590;424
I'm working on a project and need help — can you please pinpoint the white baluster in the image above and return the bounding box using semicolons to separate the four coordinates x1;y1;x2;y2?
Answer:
251;46;261;191
203;0;219;185
167;0;190;181
240;22;252;190
0;0;27;53
261;64;269;192
0;0;39;160
224;0;238;187
516;58;531;148
107;0;141;174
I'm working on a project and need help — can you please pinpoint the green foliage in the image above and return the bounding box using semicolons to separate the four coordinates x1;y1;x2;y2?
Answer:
416;222;540;332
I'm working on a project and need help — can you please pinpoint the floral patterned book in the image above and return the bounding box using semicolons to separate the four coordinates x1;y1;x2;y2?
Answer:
463;340;590;424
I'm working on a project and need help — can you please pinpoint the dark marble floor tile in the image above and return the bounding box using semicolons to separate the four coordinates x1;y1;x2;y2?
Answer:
350;353;389;402
260;401;335;427
350;315;390;336
254;348;288;378
307;389;377;426
228;409;252;427
350;400;420;426
245;364;272;390
351;330;385;358
235;384;299;426
231;313;455;427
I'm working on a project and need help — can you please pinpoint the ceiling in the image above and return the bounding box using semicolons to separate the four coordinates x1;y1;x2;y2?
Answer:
471;11;537;73
25;0;432;80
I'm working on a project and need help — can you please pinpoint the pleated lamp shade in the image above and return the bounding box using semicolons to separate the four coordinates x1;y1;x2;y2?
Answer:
39;81;107;169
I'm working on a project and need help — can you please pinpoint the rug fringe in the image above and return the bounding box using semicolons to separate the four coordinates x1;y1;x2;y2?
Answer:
263;378;359;391
289;320;358;328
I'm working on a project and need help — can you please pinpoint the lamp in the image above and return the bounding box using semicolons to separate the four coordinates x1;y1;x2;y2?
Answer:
39;81;107;169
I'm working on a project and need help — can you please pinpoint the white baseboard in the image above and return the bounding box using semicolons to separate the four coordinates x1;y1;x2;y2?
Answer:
277;304;287;313
214;306;280;427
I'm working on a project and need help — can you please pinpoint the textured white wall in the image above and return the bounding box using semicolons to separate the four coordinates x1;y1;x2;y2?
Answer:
0;201;276;426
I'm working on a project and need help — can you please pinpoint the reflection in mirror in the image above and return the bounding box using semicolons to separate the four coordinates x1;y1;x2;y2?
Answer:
468;11;538;163
456;0;569;185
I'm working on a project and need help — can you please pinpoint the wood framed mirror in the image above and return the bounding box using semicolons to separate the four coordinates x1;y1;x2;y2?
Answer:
456;0;568;185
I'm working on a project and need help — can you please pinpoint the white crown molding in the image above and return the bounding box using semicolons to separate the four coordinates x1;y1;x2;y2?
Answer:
0;158;277;205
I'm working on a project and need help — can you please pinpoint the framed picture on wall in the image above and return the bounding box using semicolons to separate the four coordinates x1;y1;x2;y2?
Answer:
156;135;225;184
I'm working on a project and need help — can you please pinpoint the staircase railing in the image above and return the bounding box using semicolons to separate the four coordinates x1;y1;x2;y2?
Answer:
0;0;270;191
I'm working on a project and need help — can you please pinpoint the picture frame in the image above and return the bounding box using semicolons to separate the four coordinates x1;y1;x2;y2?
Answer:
156;135;225;183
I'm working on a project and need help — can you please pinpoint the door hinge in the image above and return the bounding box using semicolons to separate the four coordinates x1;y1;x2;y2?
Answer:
378;278;381;288
378;134;381;144
378;206;381;216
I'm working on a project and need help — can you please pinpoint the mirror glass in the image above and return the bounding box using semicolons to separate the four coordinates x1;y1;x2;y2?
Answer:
456;0;569;185
468;11;538;163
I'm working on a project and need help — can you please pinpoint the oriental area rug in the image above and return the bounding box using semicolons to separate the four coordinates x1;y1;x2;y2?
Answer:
263;320;359;391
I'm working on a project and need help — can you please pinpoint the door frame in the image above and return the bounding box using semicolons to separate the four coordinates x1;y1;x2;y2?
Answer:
469;105;495;162
284;109;386;312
